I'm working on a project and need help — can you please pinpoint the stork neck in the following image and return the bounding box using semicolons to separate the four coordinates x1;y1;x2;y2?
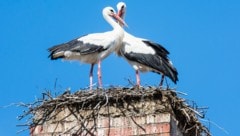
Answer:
103;14;122;31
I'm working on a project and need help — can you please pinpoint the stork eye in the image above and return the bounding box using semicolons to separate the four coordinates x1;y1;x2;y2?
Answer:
110;9;114;13
121;5;125;9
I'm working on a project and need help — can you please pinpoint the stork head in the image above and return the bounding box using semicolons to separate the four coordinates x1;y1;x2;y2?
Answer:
102;6;127;27
117;2;127;19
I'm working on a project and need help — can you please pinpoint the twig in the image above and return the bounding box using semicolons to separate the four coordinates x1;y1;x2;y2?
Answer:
200;118;229;135
187;106;204;118
130;116;145;132
17;127;29;134
125;77;135;86
185;124;197;133
0;103;17;108
42;91;53;100
180;108;191;123
102;93;109;107
54;78;58;90
172;90;188;96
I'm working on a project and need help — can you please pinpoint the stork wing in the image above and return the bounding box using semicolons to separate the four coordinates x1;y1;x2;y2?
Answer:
142;40;169;58
123;50;178;83
120;40;178;83
66;38;106;55
48;32;115;58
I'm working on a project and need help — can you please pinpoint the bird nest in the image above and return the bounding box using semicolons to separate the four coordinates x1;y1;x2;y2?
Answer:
18;87;210;136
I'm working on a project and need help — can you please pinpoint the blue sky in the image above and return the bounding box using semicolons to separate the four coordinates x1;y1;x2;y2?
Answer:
0;0;240;135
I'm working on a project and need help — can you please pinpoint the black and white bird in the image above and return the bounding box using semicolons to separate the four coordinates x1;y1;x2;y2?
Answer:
48;7;127;89
116;2;178;87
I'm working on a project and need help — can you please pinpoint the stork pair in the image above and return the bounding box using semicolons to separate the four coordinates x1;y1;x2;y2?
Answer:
48;2;178;90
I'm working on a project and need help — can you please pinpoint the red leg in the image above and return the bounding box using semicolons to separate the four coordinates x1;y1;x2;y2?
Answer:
89;64;94;90
136;70;141;87
97;60;102;88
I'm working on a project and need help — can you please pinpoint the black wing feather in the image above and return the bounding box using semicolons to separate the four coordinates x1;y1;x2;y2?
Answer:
48;36;108;59
142;40;169;58
121;48;178;83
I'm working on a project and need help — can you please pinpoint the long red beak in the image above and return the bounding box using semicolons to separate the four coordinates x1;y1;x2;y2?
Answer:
118;9;124;19
112;14;128;27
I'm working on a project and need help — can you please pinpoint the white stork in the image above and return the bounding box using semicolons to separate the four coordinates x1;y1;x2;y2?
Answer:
116;2;178;87
48;7;127;89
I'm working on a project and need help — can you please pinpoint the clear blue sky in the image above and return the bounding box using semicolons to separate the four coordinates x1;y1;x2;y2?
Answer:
0;0;239;135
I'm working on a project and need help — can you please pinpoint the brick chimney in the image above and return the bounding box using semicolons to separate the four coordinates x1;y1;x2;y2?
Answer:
27;88;210;136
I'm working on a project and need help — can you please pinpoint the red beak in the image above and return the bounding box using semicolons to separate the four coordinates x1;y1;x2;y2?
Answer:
112;14;128;27
118;9;124;19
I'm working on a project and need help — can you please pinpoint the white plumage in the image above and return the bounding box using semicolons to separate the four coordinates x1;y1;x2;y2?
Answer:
117;2;178;87
48;7;126;89
123;33;156;55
